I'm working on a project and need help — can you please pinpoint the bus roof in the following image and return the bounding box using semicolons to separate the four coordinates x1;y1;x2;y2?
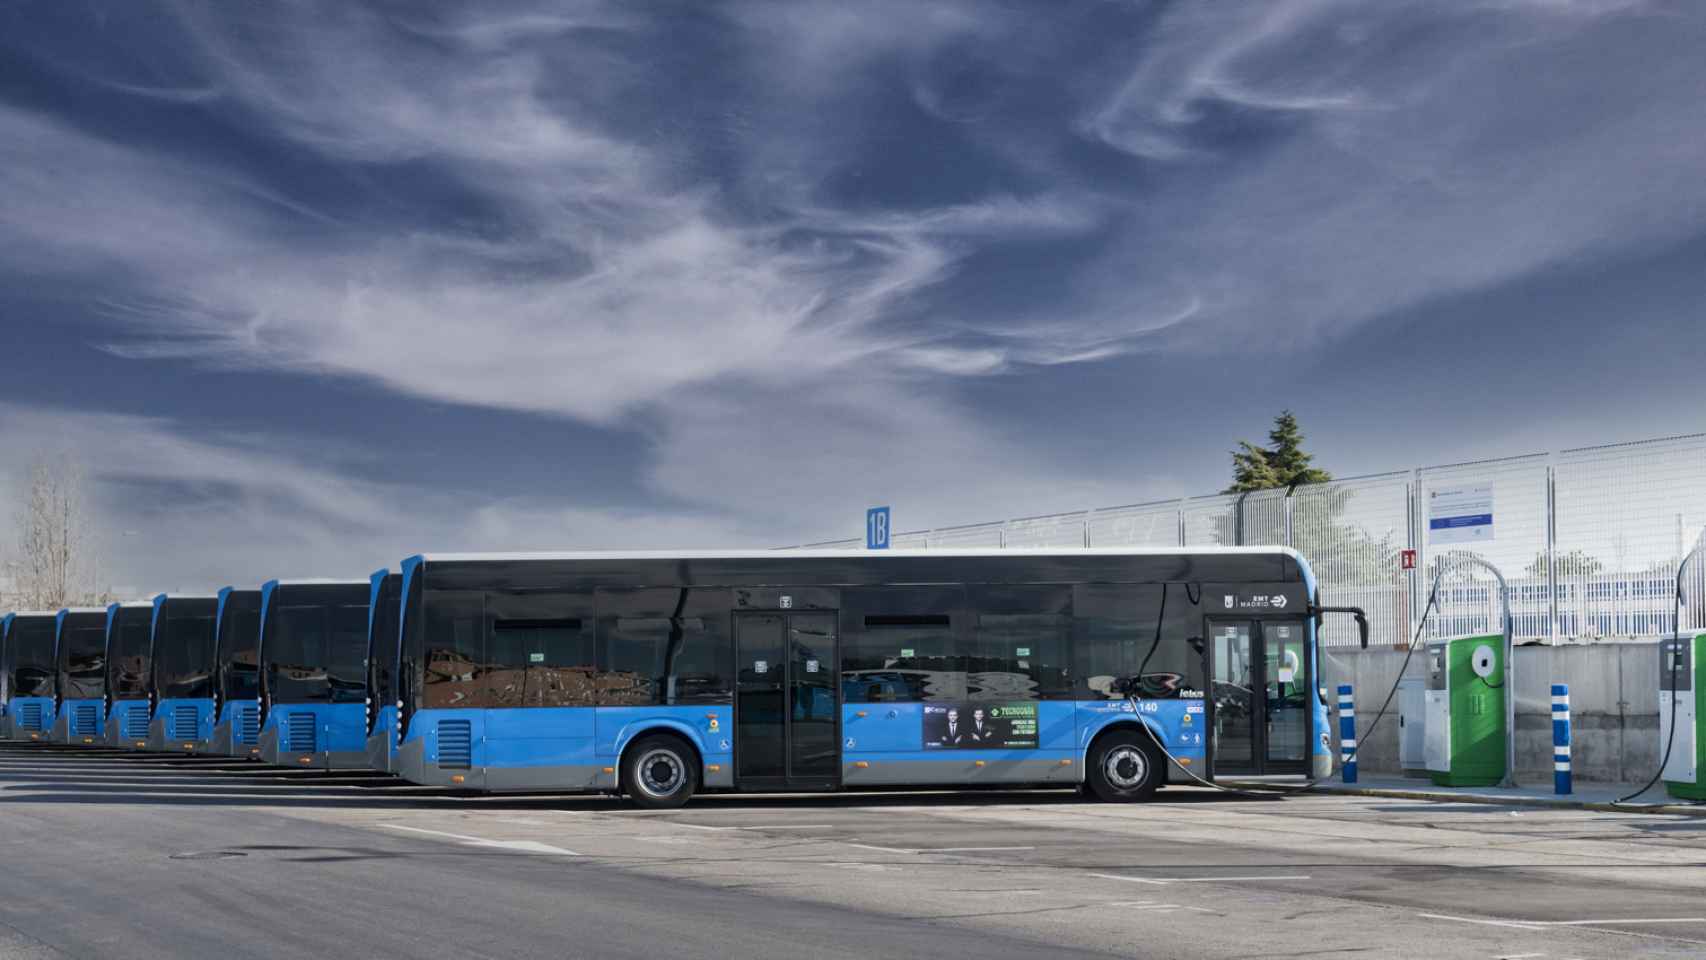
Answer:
414;546;1305;563
265;578;371;587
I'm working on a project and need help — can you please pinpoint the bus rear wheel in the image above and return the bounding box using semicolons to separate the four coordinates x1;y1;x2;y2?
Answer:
622;734;699;809
1086;729;1164;803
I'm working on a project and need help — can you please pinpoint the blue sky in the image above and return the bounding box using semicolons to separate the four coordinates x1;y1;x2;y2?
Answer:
3;1;1706;590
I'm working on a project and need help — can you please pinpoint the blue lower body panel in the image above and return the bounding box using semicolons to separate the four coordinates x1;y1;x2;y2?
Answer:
259;702;367;769
6;697;55;742
53;698;107;745
366;704;398;773
212;700;263;758
390;699;1210;796
148;698;215;754
397;705;732;792
106;700;153;749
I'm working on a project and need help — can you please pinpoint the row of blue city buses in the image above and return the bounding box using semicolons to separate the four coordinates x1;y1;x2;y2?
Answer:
2;548;1355;807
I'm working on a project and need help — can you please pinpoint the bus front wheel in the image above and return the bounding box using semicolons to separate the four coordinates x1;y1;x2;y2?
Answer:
621;734;700;809
1085;729;1164;803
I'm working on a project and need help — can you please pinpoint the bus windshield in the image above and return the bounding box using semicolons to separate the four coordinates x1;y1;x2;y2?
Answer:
106;607;155;698
7;618;57;698
58;617;107;699
368;576;401;713
267;589;369;704
218;592;262;703
156;602;217;699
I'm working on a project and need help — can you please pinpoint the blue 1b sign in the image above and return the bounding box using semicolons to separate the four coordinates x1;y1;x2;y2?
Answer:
866;506;891;550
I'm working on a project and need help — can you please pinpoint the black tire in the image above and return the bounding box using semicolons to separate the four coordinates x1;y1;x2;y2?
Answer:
1085;728;1164;803
621;734;700;809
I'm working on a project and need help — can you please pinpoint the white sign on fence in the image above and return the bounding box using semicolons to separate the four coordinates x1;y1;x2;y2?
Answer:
1429;484;1495;545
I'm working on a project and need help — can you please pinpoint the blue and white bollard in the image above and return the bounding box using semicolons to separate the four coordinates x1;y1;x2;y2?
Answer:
1338;684;1357;784
1552;683;1572;796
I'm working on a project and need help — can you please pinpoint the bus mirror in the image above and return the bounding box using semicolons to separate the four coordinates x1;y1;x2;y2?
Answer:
1313;605;1371;649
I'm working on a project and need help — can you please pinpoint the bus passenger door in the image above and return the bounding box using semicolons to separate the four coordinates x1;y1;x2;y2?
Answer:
1208;620;1259;776
1262;620;1309;773
734;612;839;791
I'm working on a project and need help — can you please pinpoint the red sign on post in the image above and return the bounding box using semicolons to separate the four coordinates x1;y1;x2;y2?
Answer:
1400;549;1418;571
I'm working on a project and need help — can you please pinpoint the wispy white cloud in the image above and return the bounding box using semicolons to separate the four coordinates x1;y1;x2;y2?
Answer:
0;403;757;591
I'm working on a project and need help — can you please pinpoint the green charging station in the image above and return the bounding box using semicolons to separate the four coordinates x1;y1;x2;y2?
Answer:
1660;632;1705;802
1424;633;1507;787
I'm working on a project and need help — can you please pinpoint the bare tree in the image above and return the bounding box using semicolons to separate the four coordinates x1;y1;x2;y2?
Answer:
6;454;98;609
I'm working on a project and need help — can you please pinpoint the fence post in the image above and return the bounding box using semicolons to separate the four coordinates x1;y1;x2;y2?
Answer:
1546;463;1559;645
1338;684;1357;784
1552;683;1572;795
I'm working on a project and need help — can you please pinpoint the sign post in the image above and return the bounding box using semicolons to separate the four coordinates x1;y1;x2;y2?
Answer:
866;506;891;550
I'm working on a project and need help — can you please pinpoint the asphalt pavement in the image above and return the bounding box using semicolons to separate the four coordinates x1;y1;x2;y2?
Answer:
3;742;1705;960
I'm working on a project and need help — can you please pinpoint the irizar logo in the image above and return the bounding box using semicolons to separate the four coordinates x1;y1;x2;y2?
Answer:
1271;595;1288;609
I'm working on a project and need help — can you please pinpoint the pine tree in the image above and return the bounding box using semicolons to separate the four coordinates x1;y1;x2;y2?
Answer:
1225;411;1331;493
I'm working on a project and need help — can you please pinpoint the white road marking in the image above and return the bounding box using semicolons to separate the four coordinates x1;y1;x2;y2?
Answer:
743;824;835;831
1425;911;1706;931
842;842;1033;855
1419;914;1546;931
1542;919;1706;926
673;823;736;831
1090;873;1311;885
380;823;580;856
1495;953;1546;959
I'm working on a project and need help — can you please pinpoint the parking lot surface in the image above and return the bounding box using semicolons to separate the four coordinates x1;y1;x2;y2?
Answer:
3;743;1705;959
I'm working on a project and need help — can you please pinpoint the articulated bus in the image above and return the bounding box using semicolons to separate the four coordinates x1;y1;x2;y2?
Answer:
210;588;263;758
105;601;156;749
365;570;403;772
3;612;59;741
51;608;110;745
148;594;219;753
257;580;371;768
395;548;1338;807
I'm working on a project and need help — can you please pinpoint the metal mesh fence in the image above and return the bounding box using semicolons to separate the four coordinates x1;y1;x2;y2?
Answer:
1086;501;1182;547
780;431;1706;644
1416;454;1551;640
926;522;1005;549
1292;472;1412;647
1182;494;1238;546
1003;512;1089;548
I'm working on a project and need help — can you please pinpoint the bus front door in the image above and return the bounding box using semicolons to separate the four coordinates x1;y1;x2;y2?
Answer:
734;612;840;791
1209;619;1310;777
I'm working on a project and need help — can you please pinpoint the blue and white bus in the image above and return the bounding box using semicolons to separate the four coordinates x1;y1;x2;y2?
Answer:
50;608;110;745
3;612;59;742
104;601;156;749
256;580;371;768
364;570;403;773
147;594;219;753
210;588;263;758
395;548;1340;807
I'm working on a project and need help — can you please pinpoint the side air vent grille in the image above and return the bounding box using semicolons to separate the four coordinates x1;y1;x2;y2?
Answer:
123;708;150;741
19;703;44;731
237;704;260;746
437;719;472;770
286;712;317;754
72;704;99;736
170;704;199;742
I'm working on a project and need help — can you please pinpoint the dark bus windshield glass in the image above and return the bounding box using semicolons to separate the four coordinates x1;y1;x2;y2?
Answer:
156;601;217;699
368;576;401;709
217;591;262;703
57;616;108;700
106;607;155;698
266;586;369;704
7;618;57;698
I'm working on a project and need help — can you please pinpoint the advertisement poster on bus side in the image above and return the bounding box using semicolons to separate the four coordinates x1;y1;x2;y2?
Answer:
922;703;1039;749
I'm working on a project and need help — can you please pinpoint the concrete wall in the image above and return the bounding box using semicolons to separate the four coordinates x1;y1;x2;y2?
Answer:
1319;641;1662;783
